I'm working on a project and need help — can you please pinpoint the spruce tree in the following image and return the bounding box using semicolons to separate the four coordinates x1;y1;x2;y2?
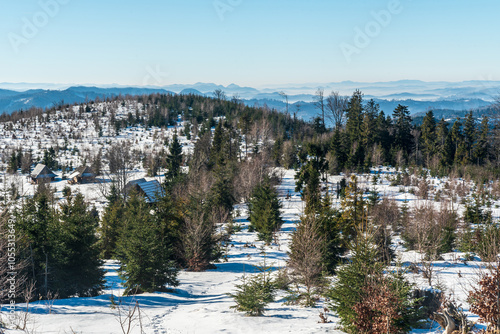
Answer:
98;183;124;259
421;110;437;159
392;104;413;157
166;132;183;181
57;193;104;297
117;191;179;294
472;116;489;165
248;180;283;244
463;111;476;162
339;175;367;246
436;118;453;167
16;193;59;296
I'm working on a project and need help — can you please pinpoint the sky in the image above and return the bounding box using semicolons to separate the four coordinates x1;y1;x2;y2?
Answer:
0;0;499;88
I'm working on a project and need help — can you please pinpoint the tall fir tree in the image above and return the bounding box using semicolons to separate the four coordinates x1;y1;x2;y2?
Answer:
248;180;284;244
472;116;489;165
57;193;104;297
392;104;413;158
165;132;183;182
420;110;437;159
98;183;124;259
463;110;476;163
16;192;58;296
117;191;179;294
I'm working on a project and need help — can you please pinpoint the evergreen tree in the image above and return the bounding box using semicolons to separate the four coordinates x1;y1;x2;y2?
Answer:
451;119;466;164
7;151;18;174
316;191;345;274
154;191;183;266
327;225;382;332
98;183;124;259
210;121;225;166
327;227;419;333
248;180;284;244
16;193;58;296
229;257;276;316
463;110;476;162
420;110;437;159
392;104;413;157
207;165;235;213
472;116;489;165
345;90;364;145
339;175;367;246
117;191;179;294
436;118;453;167
295;162;321;215
42;147;58;170
57;193;104;297
165;132;183;181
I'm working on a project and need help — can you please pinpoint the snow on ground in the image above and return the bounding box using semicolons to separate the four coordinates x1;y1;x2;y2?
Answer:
1;169;344;334
1;166;497;333
1;106;499;333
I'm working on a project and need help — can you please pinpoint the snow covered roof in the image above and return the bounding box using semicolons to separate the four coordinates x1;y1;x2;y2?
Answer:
31;164;57;179
126;179;164;203
70;166;94;178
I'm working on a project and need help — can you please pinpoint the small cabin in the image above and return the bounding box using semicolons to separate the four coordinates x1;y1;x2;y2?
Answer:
30;164;57;184
125;178;164;203
68;166;95;184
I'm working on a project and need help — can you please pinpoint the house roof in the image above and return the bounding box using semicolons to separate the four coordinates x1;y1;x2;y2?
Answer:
126;179;164;203
69;166;94;179
31;164;57;179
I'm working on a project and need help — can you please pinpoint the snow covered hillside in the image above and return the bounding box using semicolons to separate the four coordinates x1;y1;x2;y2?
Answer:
0;99;498;333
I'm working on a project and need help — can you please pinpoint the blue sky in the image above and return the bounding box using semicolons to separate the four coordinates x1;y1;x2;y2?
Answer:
1;0;499;87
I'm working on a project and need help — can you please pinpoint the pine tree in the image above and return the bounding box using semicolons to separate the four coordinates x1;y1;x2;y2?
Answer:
295;162;321;215
339;175;367;246
316;191;345;274
210;121;225;166
57;193;104;297
463;111;476;162
165;132;183;181
450;119;466;164
392;104;413;157
16;193;59;296
117;191;179;294
98;184;124;259
42;147;58;170
421;110;437;159
436;118;453;167
248;180;283;244
472;116;489;165
345;90;364;145
154;191;183;266
229;256;276;316
327;227;382;332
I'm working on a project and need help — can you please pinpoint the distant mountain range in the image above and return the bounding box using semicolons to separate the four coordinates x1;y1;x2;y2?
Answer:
0;80;498;118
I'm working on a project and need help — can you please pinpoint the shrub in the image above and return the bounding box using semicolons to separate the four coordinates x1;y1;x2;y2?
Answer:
229;259;276;316
468;266;500;330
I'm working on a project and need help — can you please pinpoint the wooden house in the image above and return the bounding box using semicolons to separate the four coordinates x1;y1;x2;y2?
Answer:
68;166;95;184
125;178;164;203
30;164;57;184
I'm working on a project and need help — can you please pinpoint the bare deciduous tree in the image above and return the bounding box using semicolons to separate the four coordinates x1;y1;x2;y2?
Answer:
326;91;348;130
314;88;325;127
287;215;325;306
106;141;133;198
